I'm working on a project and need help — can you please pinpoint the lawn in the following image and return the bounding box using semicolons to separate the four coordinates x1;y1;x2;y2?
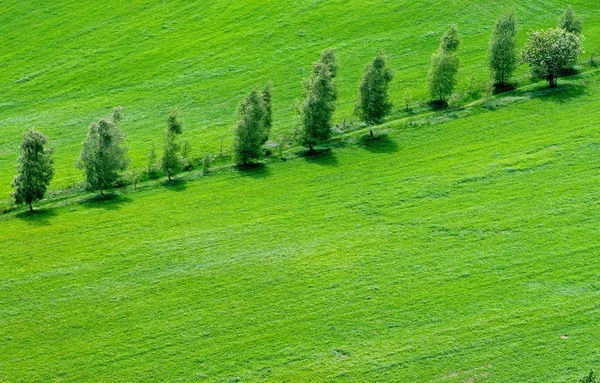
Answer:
1;68;599;381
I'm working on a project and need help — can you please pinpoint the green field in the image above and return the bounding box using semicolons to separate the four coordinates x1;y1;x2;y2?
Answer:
2;1;600;382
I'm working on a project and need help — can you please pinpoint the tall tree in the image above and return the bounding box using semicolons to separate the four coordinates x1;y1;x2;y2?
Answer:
355;51;394;136
559;5;582;35
427;26;460;103
160;110;183;180
260;81;273;145
488;12;518;87
78;108;130;195
233;89;266;166
298;49;338;152
11;129;54;212
522;28;582;87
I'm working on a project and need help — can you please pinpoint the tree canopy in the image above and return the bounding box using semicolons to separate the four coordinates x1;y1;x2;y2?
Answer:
355;51;394;136
11;129;54;211
488;12;518;86
522;28;583;87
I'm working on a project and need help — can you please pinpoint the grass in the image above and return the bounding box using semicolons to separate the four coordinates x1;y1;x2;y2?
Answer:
1;0;599;197
1;69;600;381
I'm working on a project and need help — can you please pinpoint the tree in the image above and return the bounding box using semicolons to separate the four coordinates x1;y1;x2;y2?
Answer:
440;24;460;53
560;5;582;35
233;89;266;165
260;81;273;144
427;26;460;103
298;49;338;152
488;12;518;87
355;51;394;136
522;28;582;88
160;110;183;180
78;108;130;195
11;129;54;212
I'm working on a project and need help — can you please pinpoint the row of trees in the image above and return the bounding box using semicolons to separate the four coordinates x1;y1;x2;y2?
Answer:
10;7;586;211
429;6;584;103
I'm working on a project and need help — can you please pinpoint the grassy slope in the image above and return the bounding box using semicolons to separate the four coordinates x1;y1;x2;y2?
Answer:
1;71;599;381
0;0;599;196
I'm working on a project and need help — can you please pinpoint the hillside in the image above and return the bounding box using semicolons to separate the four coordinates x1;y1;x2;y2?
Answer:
2;69;600;381
1;0;599;196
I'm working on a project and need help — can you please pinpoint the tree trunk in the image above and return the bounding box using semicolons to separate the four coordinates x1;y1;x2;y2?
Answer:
29;203;33;212
369;123;373;137
309;144;314;154
549;72;557;88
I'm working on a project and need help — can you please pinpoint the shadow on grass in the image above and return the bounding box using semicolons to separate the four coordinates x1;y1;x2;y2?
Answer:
236;162;271;178
81;193;133;210
531;83;587;104
16;208;57;226
301;148;339;166
161;178;187;192
493;83;517;94
359;133;399;154
427;100;448;110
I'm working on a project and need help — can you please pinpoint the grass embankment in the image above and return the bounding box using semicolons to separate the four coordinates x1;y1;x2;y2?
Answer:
1;70;599;381
0;0;599;196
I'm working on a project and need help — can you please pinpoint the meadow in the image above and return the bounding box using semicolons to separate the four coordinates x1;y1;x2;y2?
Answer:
0;0;599;196
2;1;600;382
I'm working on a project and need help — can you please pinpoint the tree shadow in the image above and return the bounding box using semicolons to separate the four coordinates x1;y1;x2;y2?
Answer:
161;178;187;192
427;100;448;110
236;162;271;178
81;193;133;210
358;133;399;154
529;83;587;104
493;83;517;94
301;148;339;166
16;208;57;226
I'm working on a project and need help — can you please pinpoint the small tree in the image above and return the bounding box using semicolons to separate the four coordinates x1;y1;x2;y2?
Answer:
147;145;157;174
160;110;183;180
11;129;54;211
440;24;460;53
260;81;272;144
233;89;265;165
298;49;338;152
427;26;460;103
355;51;394;136
489;12;518;87
560;5;582;35
522;28;582;87
202;154;212;174
78;108;130;195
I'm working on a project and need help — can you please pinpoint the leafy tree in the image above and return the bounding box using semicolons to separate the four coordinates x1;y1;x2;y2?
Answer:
11;129;54;212
298;49;338;152
147;145;157;174
355;51;394;136
78;108;130;195
522;28;582;87
161;110;183;180
560;5;582;35
233;89;266;165
440;24;460;53
260;81;273;144
427;26;460;103
489;12;518;86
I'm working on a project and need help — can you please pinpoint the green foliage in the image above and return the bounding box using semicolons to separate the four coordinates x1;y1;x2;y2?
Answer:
11;129;54;211
522;28;583;87
427;26;460;103
147;145;157;174
160;110;183;180
355;52;394;136
233;89;266;165
560;5;582;35
202;153;212;174
77;108;130;194
298;49;338;151
261;81;273;144
440;24;460;53
580;370;597;383
488;12;518;86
